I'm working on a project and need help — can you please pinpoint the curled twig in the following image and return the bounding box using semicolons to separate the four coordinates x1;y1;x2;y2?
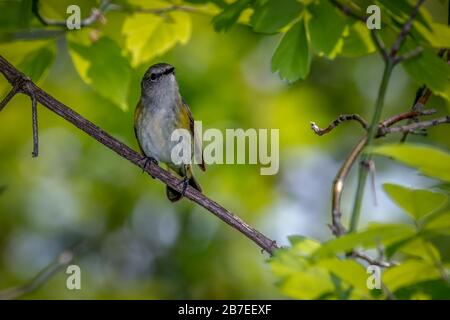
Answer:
310;114;368;136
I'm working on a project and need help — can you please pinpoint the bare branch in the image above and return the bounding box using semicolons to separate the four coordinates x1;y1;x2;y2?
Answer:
329;0;366;22
379;108;435;128
0;54;279;255
0;87;18;112
310;114;368;136
394;47;423;64
389;0;426;58
378;116;450;137
0;241;90;300
30;90;39;157
351;250;397;268
330;137;367;237
370;30;389;61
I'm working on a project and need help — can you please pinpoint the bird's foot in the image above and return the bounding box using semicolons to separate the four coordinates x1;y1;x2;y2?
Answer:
141;156;158;178
177;177;189;197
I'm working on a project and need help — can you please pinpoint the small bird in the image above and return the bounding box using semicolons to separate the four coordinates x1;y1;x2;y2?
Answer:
134;63;205;202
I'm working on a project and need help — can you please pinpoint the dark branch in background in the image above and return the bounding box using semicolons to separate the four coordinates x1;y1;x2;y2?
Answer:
0;55;279;256
32;0;111;27
0;241;90;300
31;0;203;30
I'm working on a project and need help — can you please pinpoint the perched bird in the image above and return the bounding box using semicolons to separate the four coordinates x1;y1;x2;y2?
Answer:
134;63;205;202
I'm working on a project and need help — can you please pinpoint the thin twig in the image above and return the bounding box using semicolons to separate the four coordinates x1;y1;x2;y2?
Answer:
370;30;389;61
0;54;279;255
351;250;396;268
389;0;426;58
30;90;39;157
350;0;426;233
379;108;436;128
0;87;18;112
329;0;366;22
310;114;368;136
330;137;367;237
0;241;90;300
378;116;450;136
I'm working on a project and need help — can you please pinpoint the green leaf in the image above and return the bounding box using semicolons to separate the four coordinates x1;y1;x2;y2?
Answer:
383;183;448;220
340;22;376;57
317;258;370;295
251;0;302;34
312;224;416;258
122;11;191;67
212;0;252;32
424;211;450;236
401;40;450;102
399;238;441;264
17;46;55;84
269;237;335;299
0;0;32;29
68;36;132;111
271;19;311;82
370;144;450;182
377;0;431;30
383;260;441;292
307;0;347;57
415;22;450;48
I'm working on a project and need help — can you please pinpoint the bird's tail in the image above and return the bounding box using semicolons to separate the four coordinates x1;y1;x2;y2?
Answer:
166;176;202;202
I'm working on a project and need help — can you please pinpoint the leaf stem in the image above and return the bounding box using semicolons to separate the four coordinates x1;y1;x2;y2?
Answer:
349;60;395;232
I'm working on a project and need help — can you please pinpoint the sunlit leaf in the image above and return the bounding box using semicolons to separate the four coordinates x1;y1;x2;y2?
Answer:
415;22;450;48
312;224;416;258
68;36;132;111
317;258;370;295
370;144;450;182
307;0;347;57
251;0;302;34
383;183;448;220
383;260;441;292
399;238;441;264
122;11;191;67
269;237;335;299
272;19;311;82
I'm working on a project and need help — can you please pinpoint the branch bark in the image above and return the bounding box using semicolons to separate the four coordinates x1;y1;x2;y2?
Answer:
0;54;279;255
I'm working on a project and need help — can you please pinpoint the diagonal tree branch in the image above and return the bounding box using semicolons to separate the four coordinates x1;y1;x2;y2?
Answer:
0;54;279;255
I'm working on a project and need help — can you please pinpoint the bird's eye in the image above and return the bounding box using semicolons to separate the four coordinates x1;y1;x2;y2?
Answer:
150;73;157;81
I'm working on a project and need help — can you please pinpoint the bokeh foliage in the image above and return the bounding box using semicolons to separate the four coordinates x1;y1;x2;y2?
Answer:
0;0;449;299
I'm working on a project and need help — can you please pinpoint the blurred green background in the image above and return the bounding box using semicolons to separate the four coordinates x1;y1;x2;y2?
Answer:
0;0;449;299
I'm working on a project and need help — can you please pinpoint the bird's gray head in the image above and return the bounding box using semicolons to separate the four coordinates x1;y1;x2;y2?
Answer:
141;63;178;99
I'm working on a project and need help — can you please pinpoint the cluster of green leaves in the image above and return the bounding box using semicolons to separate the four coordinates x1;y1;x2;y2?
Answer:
1;0;449;109
0;0;196;110
270;143;450;299
212;0;450;102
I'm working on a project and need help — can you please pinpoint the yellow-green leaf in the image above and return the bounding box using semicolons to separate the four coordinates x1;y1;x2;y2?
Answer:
383;183;448;220
312;224;416;258
370;144;450;182
383;260;440;292
122;11;191;67
68;36;132;111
